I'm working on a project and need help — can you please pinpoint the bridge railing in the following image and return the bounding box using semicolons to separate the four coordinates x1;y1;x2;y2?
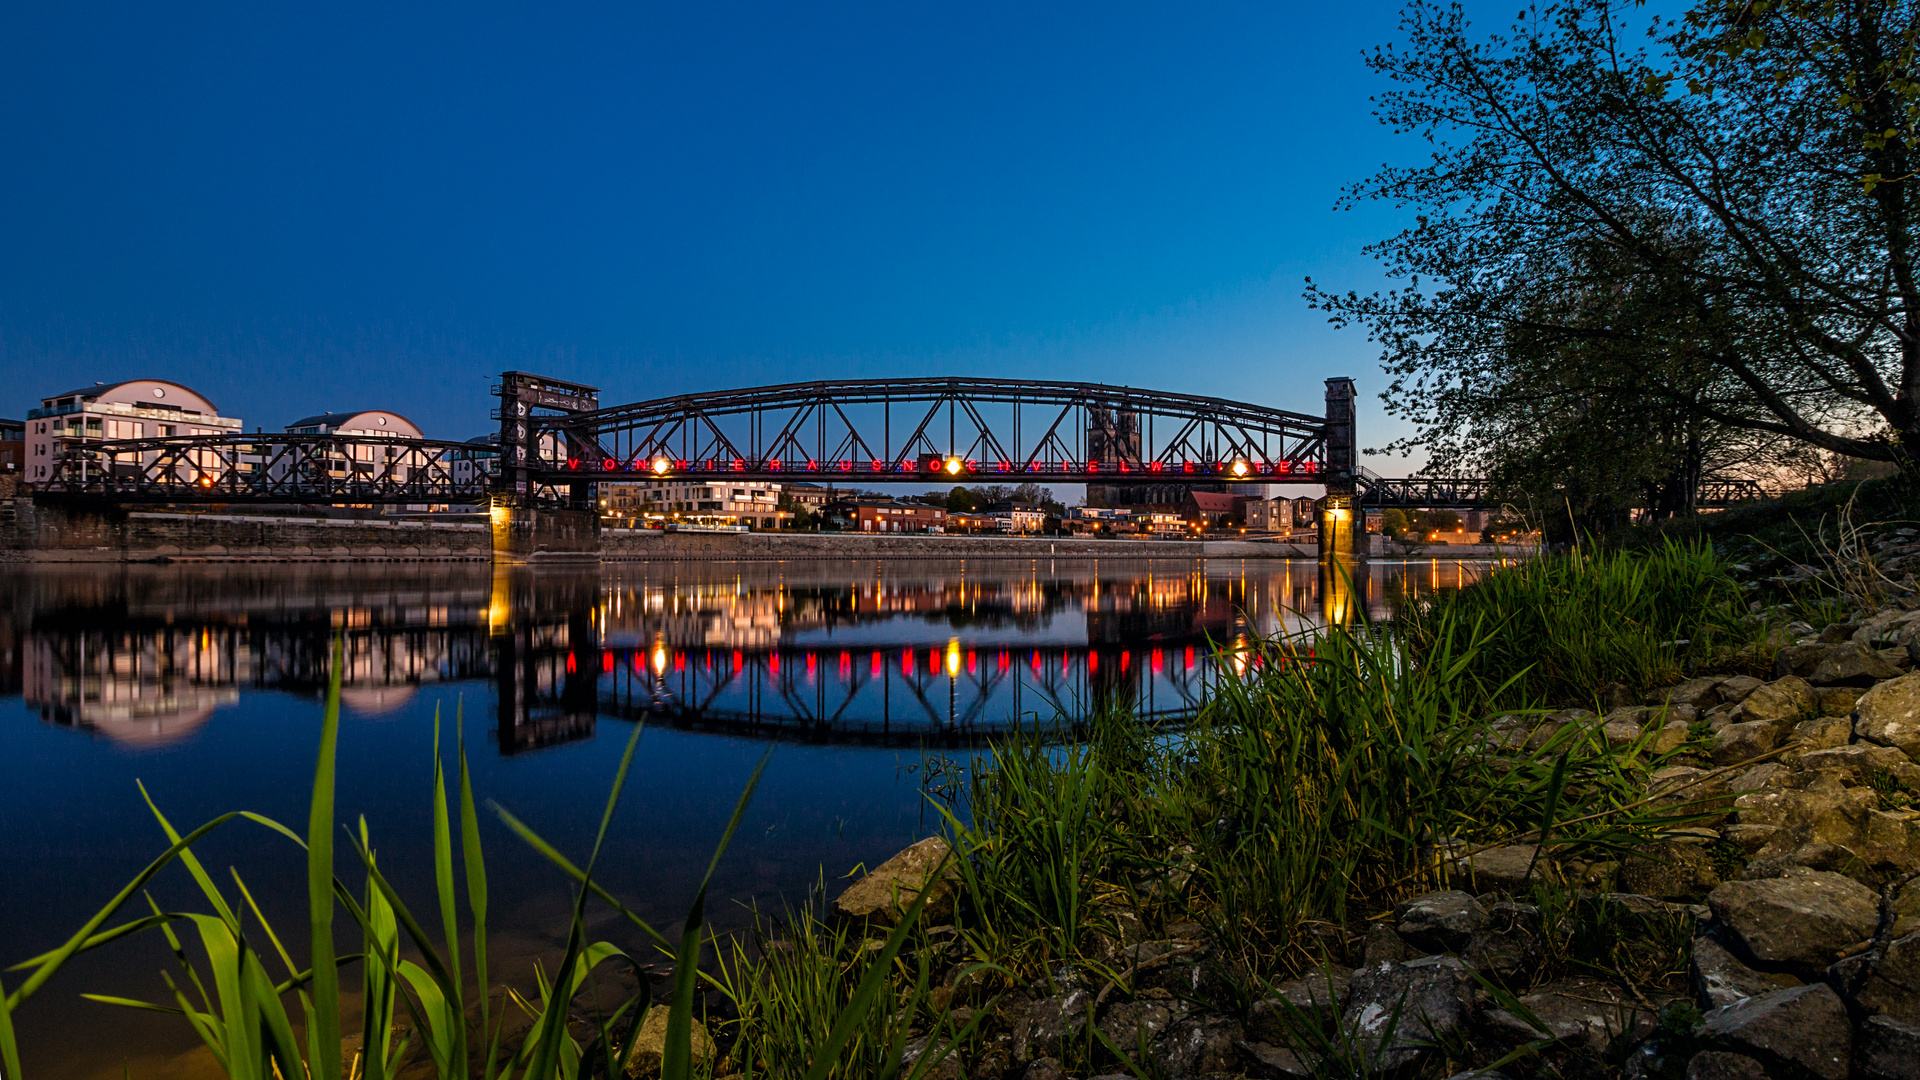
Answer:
35;433;495;504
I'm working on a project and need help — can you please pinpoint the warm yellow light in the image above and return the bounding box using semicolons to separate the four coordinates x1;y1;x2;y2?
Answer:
1230;459;1249;477
653;458;671;475
945;456;963;475
945;639;961;677
651;645;667;676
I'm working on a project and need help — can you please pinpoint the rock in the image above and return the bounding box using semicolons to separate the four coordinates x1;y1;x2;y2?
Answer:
1732;676;1817;724
1234;1040;1315;1079
1690;933;1801;1009
1248;967;1352;1037
1706;868;1879;976
969;1033;1012;1080
1779;644;1832;679
1650;720;1691;755
1481;979;1655;1055
1012;989;1090;1063
1683;1052;1768;1079
1359;923;1412;966
1711;721;1790;766
832;837;959;925
1789;715;1853;752
1453;843;1538;893
1652;677;1725;710
1601;712;1648;748
1719;676;1765;703
1810;642;1906;686
1650;766;1736;825
623;1008;717;1078
1852;931;1920;1024
1720;824;1779;853
1695;984;1850;1080
1819;686;1865;717
1620;840;1721;901
901;1034;965;1080
1017;1058;1065;1080
1794;743;1920;788
1894;878;1920;938
1394;889;1489;952
1857;1014;1920;1080
1097;1000;1176;1058
1341;956;1477;1070
1859;673;1920;758
1150;1013;1243;1080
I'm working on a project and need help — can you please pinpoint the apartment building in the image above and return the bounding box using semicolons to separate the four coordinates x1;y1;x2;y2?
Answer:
24;380;243;484
602;479;786;528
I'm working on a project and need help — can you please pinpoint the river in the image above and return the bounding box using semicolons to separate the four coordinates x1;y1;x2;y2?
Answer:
0;555;1493;1080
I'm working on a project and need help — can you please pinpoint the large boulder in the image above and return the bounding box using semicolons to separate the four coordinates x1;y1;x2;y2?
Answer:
1793;743;1920;788
1097;1000;1178;1058
1719;676;1765;704
1810;642;1905;687
1860;673;1920;758
1694;984;1851;1080
1776;644;1831;680
1683;1052;1768;1079
832;837;959;925
1395;890;1489;953
1341;956;1477;1071
1706;868;1879;976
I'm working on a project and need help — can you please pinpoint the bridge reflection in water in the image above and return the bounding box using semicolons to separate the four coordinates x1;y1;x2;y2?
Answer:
4;558;1501;751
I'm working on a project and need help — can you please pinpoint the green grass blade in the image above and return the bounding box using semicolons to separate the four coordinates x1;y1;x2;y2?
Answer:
458;703;495;1080
799;855;946;1080
429;707;468;1078
664;748;770;1080
0;972;21;1080
308;634;346;1080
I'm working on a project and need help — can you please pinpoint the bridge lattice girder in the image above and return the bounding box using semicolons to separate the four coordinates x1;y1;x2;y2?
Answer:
36;433;491;504
522;377;1332;485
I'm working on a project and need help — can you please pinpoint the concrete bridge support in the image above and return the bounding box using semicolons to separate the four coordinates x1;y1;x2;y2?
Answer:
489;502;600;562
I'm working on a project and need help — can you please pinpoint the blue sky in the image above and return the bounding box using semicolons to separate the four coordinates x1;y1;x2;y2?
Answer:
0;2;1437;460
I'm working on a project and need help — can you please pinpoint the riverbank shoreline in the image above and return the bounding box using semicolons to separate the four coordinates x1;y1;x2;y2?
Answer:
1;502;1533;562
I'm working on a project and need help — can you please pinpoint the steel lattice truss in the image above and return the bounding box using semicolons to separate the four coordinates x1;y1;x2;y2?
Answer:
1355;472;1767;509
526;377;1331;486
36;434;492;504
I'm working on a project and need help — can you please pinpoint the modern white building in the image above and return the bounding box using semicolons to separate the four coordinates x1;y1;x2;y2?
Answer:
601;479;786;528
24;379;243;484
284;410;425;438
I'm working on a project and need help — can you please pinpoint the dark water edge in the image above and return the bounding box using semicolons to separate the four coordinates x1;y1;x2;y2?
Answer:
0;557;1493;1080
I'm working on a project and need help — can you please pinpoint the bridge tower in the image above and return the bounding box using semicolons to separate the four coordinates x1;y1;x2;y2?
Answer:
492;372;603;561
1319;378;1360;600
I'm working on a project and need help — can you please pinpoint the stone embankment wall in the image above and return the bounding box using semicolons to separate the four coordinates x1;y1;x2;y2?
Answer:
1;500;489;562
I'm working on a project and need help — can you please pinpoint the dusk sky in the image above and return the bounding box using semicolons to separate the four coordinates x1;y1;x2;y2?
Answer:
0;2;1446;462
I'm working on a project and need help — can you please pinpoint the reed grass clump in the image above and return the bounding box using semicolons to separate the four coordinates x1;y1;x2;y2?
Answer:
1398;539;1756;708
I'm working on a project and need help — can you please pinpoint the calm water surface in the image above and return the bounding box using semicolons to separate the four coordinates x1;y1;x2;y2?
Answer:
0;556;1489;1080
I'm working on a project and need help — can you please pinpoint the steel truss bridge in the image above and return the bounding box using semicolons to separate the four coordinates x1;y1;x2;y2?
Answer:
30;372;1771;512
505;375;1333;494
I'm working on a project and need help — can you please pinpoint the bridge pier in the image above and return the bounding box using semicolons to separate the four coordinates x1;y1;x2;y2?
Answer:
489;502;600;562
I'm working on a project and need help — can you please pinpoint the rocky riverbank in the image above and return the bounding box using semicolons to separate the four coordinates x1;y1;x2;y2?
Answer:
670;534;1920;1080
